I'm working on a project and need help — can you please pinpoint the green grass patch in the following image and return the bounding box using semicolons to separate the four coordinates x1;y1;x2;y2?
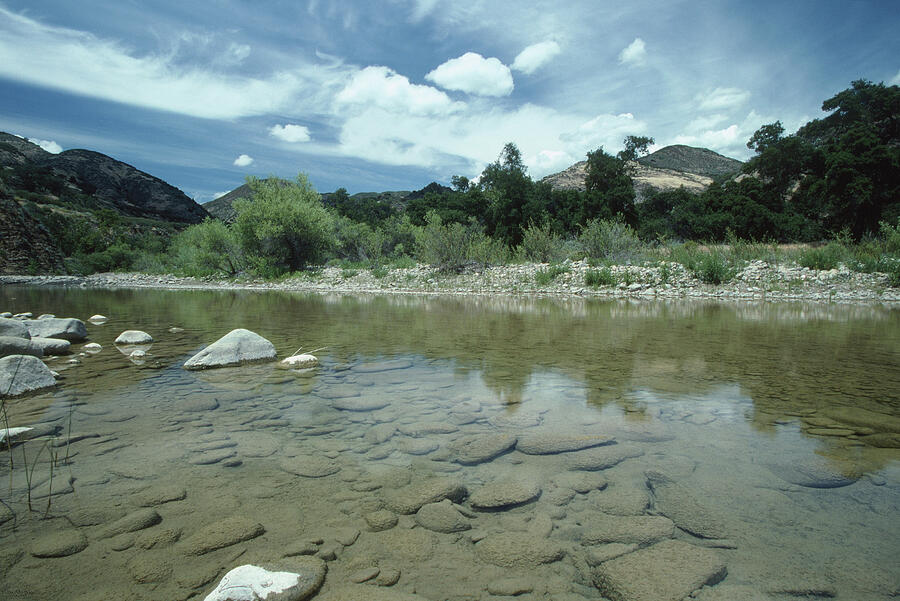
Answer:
585;268;616;287
534;264;570;286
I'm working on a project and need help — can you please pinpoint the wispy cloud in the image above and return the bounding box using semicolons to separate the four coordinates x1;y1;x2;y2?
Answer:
425;53;514;97
269;124;311;143
32;138;63;153
618;38;646;66
0;6;347;119
511;41;561;75
697;87;751;111
233;154;254;167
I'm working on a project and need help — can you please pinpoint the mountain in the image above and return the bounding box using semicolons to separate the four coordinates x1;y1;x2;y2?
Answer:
0;132;208;224
203;182;254;223
541;145;743;201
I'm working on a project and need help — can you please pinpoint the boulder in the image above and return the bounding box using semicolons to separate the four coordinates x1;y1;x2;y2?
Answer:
180;516;265;555
24;318;88;342
30;337;71;356
593;539;727;601
646;471;728;539
0;355;56;397
383;477;467;514
115;330;153;345
88;315;108;324
581;513;674;546
0;317;30;339
30;529;89;558
203;559;326;601
564;444;644;471
475;531;565;568
766;458;860;489
183;329;277;370
0;336;43;358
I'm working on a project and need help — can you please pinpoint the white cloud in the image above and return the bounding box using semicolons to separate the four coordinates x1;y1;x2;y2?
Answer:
559;112;644;150
697;87;751;111
531;149;575;175
269;124;311;143
0;7;348;120
684;114;728;133
425;52;514;97
31;138;63;153
618;38;646;66
891;69;900;85
336;66;463;115
512;41;561;74
233;154;254;167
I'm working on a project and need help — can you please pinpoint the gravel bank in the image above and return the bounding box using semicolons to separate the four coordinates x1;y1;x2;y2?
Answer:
2;260;898;304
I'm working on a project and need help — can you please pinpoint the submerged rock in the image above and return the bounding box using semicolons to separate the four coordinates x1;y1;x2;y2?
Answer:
564;444;644;471
203;558;326;601
115;330;153;345
593;539;727;601
475;531;565;568
183;329;277;370
766;458;860;489
30;529;89;558
24;317;88;342
469;480;541;510
581;513;675;546
0;354;56;396
383;477;467;514
449;433;517;465
181;516;265;555
415;500;471;533
516;430;614;455
646;471;728;539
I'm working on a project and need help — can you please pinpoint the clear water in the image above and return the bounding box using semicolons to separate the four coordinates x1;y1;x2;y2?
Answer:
1;287;898;600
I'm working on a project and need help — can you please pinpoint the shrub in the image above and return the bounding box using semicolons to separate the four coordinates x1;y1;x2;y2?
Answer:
535;264;570;286
880;219;900;254
578;218;645;263
169;218;243;277
518;221;566;263
585;267;616;287
693;249;736;284
233;174;335;275
798;242;844;270
414;211;495;272
333;216;387;264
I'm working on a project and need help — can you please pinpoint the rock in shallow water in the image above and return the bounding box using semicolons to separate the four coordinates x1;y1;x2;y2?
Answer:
415;500;471;533
203;558;326;601
448;433;517;465
0;354;56;396
765;458;860;489
30;529;89;557
0;335;43;358
475;531;565;568
115;330;153;345
646;471;728;539
516;430;614;455
469;480;541;510
180;516;265;555
0;317;31;339
592;539;727;601
24;317;88;342
183;329;277;370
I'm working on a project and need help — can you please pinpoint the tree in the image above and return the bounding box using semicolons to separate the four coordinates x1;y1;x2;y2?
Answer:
583;147;636;226
481;142;535;245
617;135;654;162
233;174;335;274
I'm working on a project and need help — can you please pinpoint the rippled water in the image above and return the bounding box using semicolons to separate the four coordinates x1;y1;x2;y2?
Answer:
1;287;898;601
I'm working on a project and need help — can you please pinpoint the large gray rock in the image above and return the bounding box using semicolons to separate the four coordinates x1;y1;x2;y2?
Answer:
593;539;727;601
765;458;860;489
183;329;277;370
581;513;674;546
0;355;56;397
203;558;326;601
383;477;467;514
448;433;517;465
414;500;471;533
475;531;565;568
0;336;43;358
564;444;644;471
29;337;71;356
0;317;30;339
180;516;265;555
24;318;88;342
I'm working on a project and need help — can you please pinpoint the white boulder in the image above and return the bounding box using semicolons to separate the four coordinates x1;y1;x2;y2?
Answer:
115;330;153;345
0;336;43;359
30;337;72;356
0;317;31;339
184;329;277;370
203;559;326;601
281;354;319;368
88;315;108;324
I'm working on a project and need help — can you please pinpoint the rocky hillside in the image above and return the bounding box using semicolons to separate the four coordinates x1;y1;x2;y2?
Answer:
0;132;208;224
541;145;743;201
0;190;65;274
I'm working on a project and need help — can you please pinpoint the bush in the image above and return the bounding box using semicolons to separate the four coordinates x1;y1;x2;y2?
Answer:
578;219;645;263
518;221;566;263
169;218;243;277
693;250;736;284
534;264;569;286
880;219;900;254
333;216;387;264
585;268;616;287
798;242;844;270
233;174;335;275
414;211;491;272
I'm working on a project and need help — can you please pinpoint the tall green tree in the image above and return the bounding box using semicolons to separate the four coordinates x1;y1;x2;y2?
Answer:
582;147;636;226
233;174;335;274
481;142;535;245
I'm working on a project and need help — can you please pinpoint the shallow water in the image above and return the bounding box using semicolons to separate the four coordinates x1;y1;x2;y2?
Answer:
1;287;898;601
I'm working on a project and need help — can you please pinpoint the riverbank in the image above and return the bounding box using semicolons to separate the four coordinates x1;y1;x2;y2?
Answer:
2;259;899;304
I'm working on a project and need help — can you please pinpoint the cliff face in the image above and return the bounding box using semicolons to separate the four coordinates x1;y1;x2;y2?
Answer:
0;190;65;274
540;145;743;201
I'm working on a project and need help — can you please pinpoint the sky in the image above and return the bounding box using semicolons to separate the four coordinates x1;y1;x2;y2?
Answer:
0;1;897;202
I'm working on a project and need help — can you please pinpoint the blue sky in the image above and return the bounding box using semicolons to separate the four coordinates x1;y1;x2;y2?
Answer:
1;1;897;202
